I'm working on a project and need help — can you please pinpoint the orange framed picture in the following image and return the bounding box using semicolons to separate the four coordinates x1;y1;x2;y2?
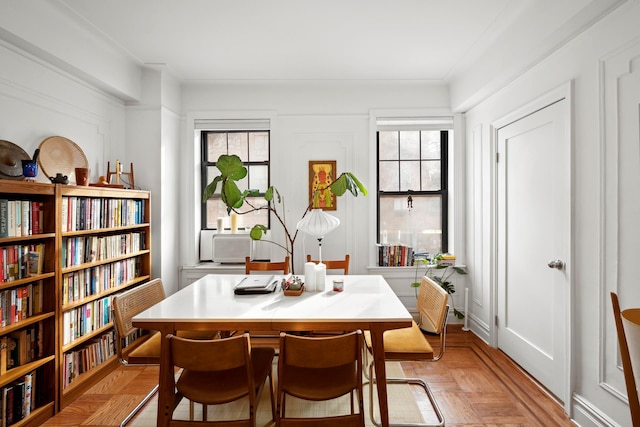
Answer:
309;160;337;210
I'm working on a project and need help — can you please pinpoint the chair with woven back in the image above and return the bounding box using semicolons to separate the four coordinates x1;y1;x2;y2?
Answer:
306;254;350;274
112;278;217;427
363;275;448;427
276;330;365;427
165;332;275;426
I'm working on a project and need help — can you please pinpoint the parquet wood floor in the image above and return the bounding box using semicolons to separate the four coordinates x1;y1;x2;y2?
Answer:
43;325;575;426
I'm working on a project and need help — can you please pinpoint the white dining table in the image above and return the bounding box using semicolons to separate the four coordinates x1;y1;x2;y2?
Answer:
132;274;413;427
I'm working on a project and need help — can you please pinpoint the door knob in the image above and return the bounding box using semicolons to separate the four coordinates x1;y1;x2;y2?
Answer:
548;259;564;270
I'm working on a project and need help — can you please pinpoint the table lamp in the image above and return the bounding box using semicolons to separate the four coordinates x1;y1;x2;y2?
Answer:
296;208;340;264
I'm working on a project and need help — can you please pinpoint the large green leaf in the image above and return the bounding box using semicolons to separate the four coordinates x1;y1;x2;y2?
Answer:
250;224;268;240
221;180;244;209
330;172;368;197
202;175;223;202
216;154;247;180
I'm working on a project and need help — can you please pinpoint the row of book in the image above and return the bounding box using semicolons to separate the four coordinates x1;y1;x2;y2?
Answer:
61;232;146;268
62;296;112;346
376;244;415;267
61;258;141;305
61;197;146;232
0;281;43;328
0;244;45;283
0;200;44;238
1;322;44;372
62;330;115;389
1;370;36;426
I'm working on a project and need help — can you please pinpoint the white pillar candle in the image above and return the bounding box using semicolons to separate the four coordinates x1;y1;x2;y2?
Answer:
216;217;224;232
315;263;327;292
230;212;238;233
304;262;317;291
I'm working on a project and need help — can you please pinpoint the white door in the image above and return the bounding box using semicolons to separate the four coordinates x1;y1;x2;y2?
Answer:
496;97;570;402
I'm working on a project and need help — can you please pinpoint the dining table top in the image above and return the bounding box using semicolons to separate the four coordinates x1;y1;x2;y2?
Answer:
132;273;413;330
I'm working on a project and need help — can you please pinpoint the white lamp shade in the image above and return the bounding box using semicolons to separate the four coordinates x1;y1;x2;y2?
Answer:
296;209;340;238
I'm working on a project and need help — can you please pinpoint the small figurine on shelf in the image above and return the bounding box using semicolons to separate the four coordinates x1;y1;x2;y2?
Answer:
21;148;39;181
50;173;69;184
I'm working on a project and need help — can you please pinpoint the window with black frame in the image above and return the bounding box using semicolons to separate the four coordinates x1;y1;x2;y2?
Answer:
201;129;270;231
377;122;450;263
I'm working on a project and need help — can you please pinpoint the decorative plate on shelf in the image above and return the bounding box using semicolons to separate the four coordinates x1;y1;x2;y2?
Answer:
0;139;30;180
37;136;88;182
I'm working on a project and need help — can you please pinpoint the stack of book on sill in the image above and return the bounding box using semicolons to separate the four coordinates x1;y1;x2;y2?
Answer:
376;244;414;267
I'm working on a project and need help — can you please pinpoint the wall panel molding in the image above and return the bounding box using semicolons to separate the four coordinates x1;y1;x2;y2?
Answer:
600;35;640;402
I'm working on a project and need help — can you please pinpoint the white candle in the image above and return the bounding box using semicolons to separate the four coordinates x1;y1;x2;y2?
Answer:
217;217;224;232
315;263;326;292
230;212;238;233
304;262;317;291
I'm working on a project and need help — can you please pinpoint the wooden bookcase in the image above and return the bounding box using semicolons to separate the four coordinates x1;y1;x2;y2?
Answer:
56;185;151;409
0;181;57;427
0;180;152;424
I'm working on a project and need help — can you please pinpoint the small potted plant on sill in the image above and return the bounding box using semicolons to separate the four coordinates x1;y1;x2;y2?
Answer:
411;253;467;319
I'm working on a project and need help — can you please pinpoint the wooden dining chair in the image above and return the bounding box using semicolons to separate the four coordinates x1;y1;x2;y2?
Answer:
306;254;350;274
363;275;448;427
245;256;290;274
166;333;276;426
611;292;640;426
276;330;365;427
112;279;217;426
243;256;290;346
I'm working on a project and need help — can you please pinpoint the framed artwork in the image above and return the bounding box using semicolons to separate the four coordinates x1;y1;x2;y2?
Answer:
309;160;337;210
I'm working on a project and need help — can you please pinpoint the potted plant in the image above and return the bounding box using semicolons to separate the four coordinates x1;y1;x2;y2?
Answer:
203;154;367;273
411;253;467;319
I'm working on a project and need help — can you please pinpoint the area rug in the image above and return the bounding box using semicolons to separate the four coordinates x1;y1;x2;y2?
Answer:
129;362;429;426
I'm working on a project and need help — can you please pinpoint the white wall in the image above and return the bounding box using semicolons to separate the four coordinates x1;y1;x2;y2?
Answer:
0;41;126;184
179;80;451;275
463;1;640;425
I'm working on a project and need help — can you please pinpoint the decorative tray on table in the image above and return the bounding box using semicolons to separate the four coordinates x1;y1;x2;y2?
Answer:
283;276;304;296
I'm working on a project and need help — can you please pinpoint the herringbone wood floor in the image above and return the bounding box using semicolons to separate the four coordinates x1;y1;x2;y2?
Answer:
43;325;575;426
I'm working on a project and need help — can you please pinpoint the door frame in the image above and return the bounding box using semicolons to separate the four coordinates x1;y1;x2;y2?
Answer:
489;81;574;413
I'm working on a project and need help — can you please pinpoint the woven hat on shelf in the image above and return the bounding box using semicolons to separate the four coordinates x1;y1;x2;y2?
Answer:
0;139;30;180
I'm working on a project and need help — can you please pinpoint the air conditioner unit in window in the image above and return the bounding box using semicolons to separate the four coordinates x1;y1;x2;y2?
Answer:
200;230;253;263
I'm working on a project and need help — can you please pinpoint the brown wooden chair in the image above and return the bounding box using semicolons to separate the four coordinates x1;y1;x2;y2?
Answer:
276;330;365;427
166;333;275;426
243;256;290;347
611;292;640;426
306;254;350;274
363;275;448;427
245;256;290;274
112;279;217;426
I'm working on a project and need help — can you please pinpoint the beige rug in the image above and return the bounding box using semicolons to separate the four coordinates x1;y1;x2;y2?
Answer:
129;362;431;426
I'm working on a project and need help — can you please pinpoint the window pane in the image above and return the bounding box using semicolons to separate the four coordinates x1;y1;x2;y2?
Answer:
248;165;268;190
421;160;441;191
399;160;420;191
399;131;420;159
379;131;399;160
378;195;442;255
379;161;399;192
207;132;227;162
249;132;269;161
206;197;269;230
228;132;248;160
421;131;441;159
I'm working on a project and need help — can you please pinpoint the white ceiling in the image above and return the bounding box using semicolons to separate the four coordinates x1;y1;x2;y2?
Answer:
55;0;614;83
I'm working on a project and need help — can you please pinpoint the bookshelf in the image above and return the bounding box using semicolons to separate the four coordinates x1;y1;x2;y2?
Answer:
56;185;151;409
0;181;57;427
